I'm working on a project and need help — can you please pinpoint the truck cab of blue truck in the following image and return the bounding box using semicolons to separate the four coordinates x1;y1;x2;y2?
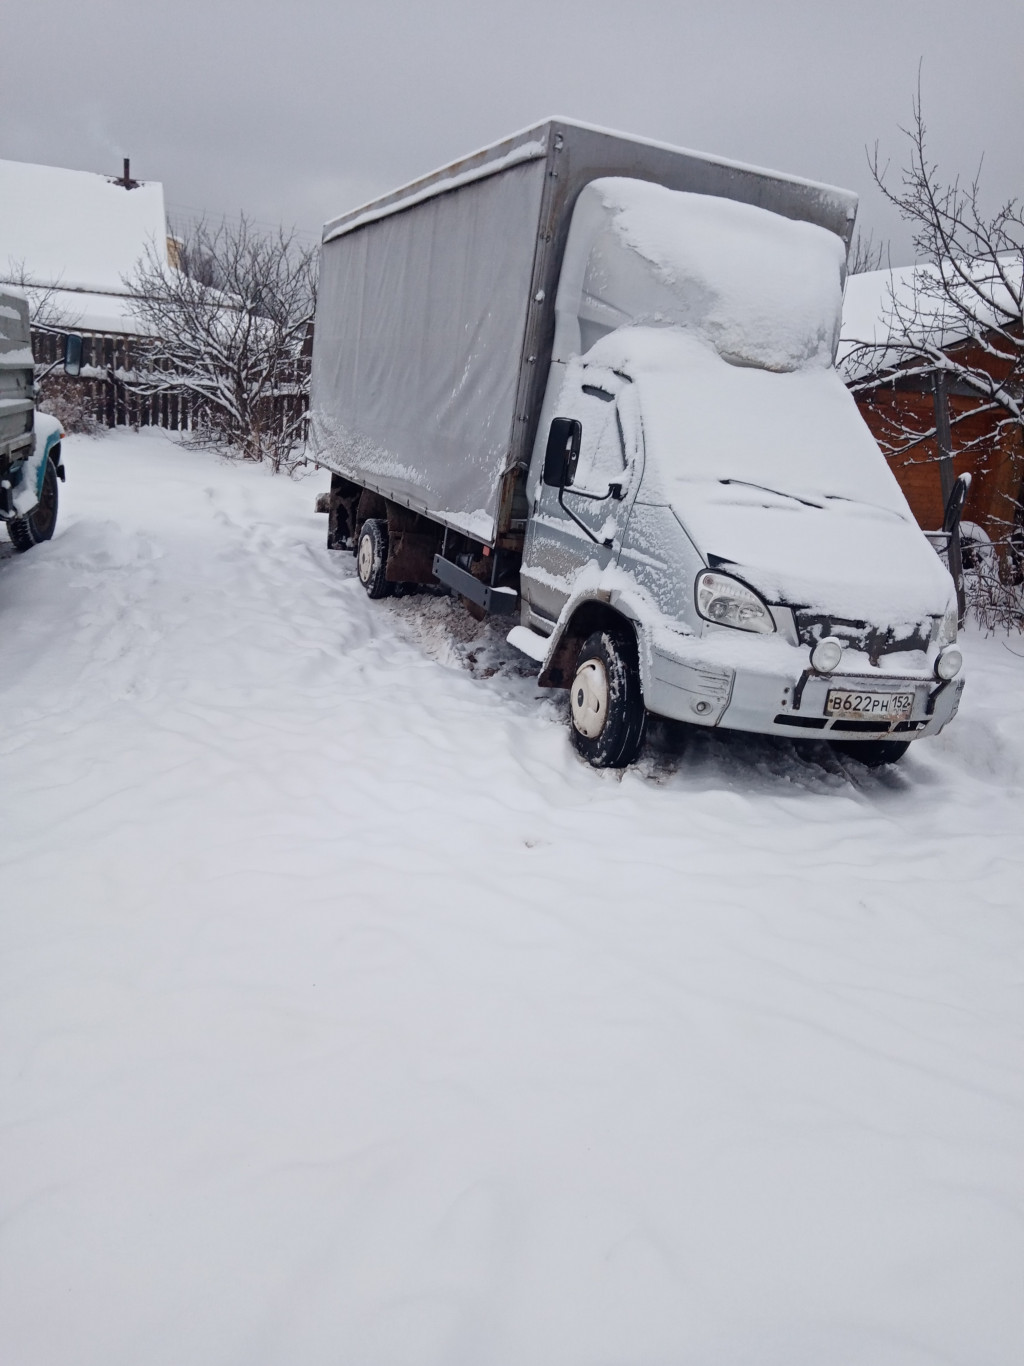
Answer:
1;287;82;553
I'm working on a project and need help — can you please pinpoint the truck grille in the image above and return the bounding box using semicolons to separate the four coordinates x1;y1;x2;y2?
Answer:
794;612;933;662
773;714;928;734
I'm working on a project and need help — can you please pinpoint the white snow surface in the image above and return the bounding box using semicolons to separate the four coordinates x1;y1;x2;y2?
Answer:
2;430;1022;1365
839;255;1024;381
587;327;954;621
0;157;168;294
583;180;847;371
26;285;153;337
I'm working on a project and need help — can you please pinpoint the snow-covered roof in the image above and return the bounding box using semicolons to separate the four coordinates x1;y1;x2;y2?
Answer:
25;285;152;338
839;255;1022;380
0;157;167;297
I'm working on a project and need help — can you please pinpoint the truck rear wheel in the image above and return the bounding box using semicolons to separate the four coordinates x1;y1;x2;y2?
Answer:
7;457;59;553
568;627;646;768
356;518;391;598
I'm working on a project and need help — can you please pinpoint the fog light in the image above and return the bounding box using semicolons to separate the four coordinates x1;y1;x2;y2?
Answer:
810;636;843;673
935;645;963;681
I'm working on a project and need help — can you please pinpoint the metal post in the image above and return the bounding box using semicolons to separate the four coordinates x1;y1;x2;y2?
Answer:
932;370;966;624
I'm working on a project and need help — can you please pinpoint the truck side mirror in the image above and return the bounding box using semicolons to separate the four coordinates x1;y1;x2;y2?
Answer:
942;472;971;535
63;333;84;378
543;417;581;489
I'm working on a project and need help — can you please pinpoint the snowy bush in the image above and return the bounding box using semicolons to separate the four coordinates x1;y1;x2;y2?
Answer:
966;567;1024;631
35;372;100;435
962;524;1024;632
125;217;317;471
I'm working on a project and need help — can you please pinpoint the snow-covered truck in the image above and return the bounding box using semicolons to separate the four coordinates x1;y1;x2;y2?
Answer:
310;119;964;768
0;288;80;552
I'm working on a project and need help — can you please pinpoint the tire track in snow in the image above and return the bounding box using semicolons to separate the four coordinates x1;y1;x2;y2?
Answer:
1;431;1021;1366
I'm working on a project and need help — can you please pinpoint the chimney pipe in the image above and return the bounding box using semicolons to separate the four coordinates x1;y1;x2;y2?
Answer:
113;157;140;190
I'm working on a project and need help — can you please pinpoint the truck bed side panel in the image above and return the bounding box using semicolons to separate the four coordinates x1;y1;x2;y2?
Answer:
309;157;548;544
309;119;857;543
1;291;34;455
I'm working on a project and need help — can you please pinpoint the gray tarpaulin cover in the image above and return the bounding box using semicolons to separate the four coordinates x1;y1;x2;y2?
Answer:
309;157;548;543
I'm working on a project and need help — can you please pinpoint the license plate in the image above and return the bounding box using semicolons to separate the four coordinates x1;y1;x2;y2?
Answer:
826;689;914;722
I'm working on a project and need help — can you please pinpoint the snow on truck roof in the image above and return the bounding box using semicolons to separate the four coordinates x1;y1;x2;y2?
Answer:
557;178;847;373
322;117;858;244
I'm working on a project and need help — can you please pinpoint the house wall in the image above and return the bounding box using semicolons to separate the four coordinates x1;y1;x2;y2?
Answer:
855;387;1023;537
850;335;1023;542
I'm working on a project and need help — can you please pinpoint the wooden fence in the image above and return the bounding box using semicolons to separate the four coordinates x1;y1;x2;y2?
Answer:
31;328;309;436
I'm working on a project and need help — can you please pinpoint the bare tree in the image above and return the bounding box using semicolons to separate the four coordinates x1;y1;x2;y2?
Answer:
126;217;318;471
843;90;1024;626
848;229;886;275
2;261;99;433
2;260;76;333
846;91;1023;448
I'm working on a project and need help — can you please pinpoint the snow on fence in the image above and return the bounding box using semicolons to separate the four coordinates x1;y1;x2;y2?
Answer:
31;328;310;438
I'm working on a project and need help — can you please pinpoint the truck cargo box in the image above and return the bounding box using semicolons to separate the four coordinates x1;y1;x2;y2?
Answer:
309;118;858;546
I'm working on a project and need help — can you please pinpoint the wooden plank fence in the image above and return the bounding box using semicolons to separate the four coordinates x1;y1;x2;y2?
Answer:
31;328;309;437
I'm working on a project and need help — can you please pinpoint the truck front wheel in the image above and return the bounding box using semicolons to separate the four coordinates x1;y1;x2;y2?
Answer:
356;518;392;598
568;628;646;768
7;457;59;553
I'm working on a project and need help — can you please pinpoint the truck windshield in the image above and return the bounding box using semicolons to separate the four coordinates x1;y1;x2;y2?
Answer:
593;327;910;517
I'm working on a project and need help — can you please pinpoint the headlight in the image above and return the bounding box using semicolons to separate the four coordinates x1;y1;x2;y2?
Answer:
935;645;963;681
695;571;775;634
937;605;958;645
810;635;843;673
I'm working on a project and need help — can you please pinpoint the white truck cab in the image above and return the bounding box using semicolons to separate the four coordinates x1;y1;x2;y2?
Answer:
310;121;964;770
515;180;963;767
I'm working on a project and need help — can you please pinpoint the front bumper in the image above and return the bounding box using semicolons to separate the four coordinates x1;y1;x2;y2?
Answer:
644;630;964;742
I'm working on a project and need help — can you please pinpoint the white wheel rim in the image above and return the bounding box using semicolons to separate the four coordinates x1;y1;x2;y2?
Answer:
570;658;608;739
357;533;374;584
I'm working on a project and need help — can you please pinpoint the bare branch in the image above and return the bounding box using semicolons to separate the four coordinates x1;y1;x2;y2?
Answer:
858;91;1022;435
124;216;318;471
855;87;1024;628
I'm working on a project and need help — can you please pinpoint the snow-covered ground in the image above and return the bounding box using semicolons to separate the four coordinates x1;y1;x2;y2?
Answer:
2;430;1022;1366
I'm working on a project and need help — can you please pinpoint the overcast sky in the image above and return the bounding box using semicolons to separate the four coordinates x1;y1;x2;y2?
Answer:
4;0;1022;264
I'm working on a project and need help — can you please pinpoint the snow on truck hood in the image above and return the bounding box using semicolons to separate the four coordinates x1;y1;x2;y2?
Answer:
674;489;952;624
586;327;954;623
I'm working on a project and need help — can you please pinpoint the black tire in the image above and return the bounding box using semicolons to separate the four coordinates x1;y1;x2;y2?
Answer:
7;457;59;553
830;738;910;768
356;518;391;599
568;627;646;768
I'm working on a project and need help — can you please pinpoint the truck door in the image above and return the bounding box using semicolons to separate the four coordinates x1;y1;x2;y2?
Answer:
521;367;642;625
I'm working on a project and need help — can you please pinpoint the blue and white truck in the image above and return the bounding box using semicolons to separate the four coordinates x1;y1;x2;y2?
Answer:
0;287;80;552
